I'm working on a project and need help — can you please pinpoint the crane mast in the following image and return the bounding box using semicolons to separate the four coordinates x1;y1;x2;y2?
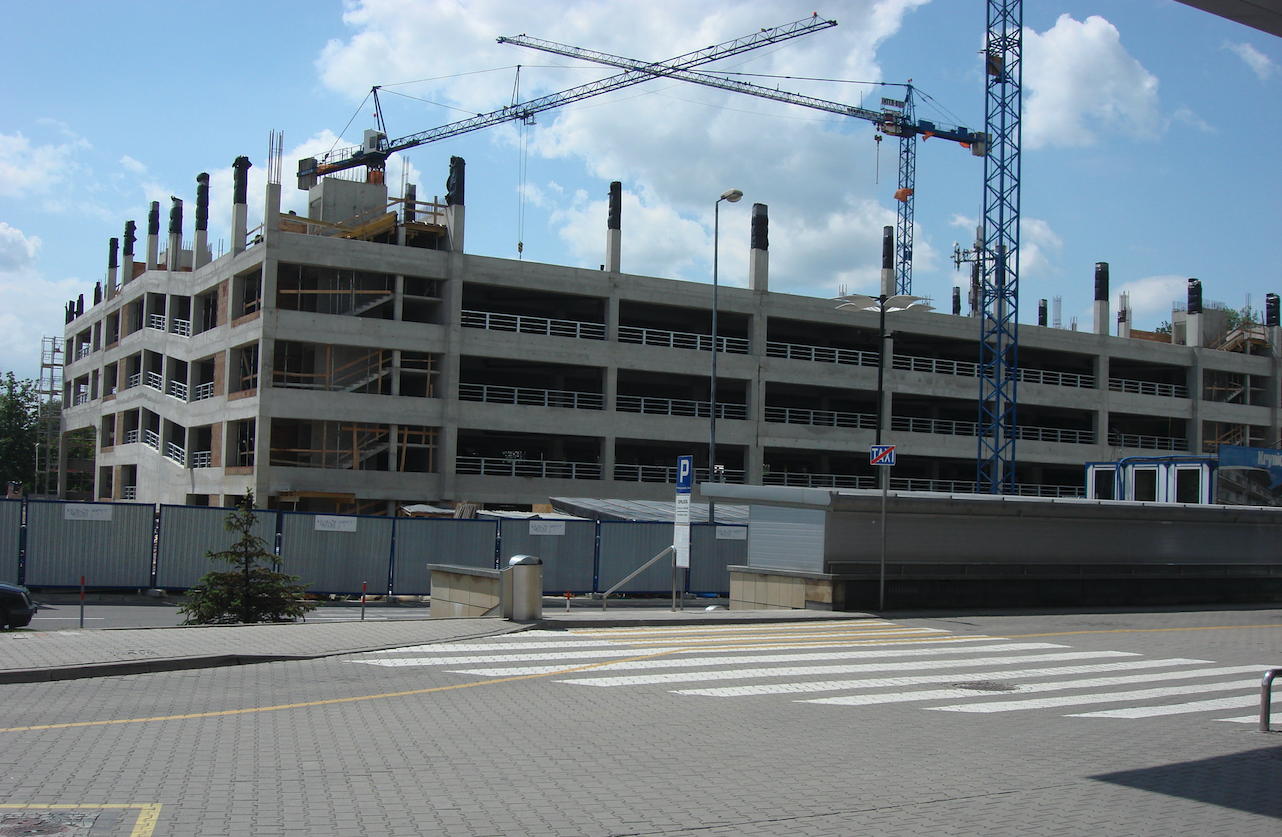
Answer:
296;14;837;189
498;35;985;296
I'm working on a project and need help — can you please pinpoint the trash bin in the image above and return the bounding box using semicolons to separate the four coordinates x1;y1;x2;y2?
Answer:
507;554;543;621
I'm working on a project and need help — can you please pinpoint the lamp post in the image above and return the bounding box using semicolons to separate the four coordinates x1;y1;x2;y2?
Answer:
709;188;743;525
835;291;932;612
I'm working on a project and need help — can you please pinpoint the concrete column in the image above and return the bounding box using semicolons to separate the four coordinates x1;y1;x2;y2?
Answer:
166;198;182;272
232;156;251;254
194;172;211;268
1268;326;1281;445
446;156;465;253
601;435;615;484
746;439;765;486
445;205;465;253
606;292;620;342
106;238;118;299
145;201;160;270
880;333;895;441
263;182;282;245
1095;351;1111;449
1093;262;1109;336
1188;350;1204;453
880;226;895;297
604;366;617;411
605;181;621;273
748;203;768;292
121;220;136;288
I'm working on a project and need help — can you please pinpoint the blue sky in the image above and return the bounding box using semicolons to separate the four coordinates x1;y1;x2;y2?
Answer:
1;1;1278;379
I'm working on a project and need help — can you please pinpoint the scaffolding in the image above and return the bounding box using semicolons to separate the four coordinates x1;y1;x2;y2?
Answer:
33;336;63;497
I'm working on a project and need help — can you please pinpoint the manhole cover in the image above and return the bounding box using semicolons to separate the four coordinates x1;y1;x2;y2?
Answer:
954;681;1020;692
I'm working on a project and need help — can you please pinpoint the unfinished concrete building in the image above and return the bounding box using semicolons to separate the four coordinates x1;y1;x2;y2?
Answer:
59;152;1282;513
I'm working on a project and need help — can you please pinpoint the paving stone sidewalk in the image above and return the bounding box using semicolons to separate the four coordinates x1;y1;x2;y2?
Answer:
0;618;524;684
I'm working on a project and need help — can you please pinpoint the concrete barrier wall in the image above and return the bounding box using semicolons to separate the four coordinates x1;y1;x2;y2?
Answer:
24;500;155;588
0;500;20;585
392;518;499;595
155;504;281;590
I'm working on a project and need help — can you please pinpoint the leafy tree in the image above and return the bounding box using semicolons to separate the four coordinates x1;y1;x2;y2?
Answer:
180;491;315;624
1225;305;1259;332
0;372;39;492
1154;320;1173;336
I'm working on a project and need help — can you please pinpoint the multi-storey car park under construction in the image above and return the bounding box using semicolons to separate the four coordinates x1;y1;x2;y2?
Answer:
55;149;1281;514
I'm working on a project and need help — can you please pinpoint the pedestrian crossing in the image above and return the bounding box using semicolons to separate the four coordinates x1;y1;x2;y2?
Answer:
351;620;1279;723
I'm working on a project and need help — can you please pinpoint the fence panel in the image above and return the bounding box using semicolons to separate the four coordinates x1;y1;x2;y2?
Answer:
278;512;394;595
0;500;20;585
598;521;676;594
497;520;596;593
155;505;280;591
690;524;747;595
24;500;155;588
392;518;499;595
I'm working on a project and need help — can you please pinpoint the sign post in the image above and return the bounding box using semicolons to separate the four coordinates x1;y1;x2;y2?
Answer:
870;444;896;612
674;455;693;612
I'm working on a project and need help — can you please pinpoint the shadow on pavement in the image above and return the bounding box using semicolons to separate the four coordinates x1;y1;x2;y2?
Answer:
1092;744;1282;819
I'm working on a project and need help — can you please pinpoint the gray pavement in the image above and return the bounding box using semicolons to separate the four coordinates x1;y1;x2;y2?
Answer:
0;606;1278;835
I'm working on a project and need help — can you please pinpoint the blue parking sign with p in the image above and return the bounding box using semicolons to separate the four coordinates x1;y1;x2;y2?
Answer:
677;455;693;494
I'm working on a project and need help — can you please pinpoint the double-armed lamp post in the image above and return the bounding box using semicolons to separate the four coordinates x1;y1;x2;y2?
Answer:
708;188;743;525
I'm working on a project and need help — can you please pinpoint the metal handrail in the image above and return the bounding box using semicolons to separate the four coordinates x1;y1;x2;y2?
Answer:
601;546;674;610
1262;668;1282;732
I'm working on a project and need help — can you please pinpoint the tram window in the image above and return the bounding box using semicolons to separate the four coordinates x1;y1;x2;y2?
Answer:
1175;468;1202;504
1134;468;1158;502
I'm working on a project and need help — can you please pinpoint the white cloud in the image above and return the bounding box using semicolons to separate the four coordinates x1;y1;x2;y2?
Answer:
0;224;77;378
1225;41;1276;81
0;131;90;197
0;223;41;272
1024;15;1160;149
119;155;147;174
1018;217;1062;281
314;0;932;294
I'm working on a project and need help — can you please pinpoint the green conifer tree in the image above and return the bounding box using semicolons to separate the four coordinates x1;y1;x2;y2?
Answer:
180;491;315;624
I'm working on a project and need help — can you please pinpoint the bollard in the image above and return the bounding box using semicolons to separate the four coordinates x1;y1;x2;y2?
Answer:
565;590;572;611
79;575;85;629
1262;668;1281;732
507;555;543;622
360;581;367;621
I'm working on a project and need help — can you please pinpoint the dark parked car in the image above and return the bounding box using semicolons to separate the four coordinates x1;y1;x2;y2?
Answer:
0;582;36;629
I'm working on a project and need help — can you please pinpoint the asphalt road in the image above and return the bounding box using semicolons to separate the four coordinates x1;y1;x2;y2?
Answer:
1;606;1280;836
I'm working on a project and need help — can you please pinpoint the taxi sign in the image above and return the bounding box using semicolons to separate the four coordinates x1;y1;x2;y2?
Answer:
870;444;896;466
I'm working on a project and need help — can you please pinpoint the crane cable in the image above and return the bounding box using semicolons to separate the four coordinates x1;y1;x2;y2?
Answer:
512;66;529;259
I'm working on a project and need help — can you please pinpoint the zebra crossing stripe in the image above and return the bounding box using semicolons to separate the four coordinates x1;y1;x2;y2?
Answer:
366;639;623;655
442;641;1073;677
924;679;1257;713
799;665;1260;709
1215;711;1282;724
568;621;899;636
1070;694;1268;719
673;658;1215;697
558;651;1143;688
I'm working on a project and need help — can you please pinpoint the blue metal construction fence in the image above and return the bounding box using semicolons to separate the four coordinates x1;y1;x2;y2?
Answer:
0;500;746;596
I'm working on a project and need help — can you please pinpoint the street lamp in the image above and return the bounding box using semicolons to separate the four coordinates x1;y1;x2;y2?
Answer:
709;188;743;525
835;291;932;613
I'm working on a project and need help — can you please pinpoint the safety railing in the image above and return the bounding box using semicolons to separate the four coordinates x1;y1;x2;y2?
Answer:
458;383;604;411
1015;425;1095;445
144;371;163;391
613;464;745;484
165;442;186;466
121;486;137;500
616;395;746;420
75;343;92;360
126;373;141;390
123;429;140;445
618;326;750;354
1019;368;1095;388
891;354;981;377
891;416;978;437
190;450;212;468
167;380;188;401
764;406;876;429
601;546;674;610
170;318;191;337
1109;378;1189;399
147;313;167;331
142;430;160;451
192;382;215;401
455;456;602;480
763;472;874;489
72;392;89;406
461;309;606;341
1108;432;1188;451
765;341;877;368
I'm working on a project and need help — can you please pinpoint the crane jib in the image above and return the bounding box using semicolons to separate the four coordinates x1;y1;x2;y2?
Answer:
299;14;837;184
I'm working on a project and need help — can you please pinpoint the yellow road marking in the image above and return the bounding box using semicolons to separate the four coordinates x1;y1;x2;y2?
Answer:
997;624;1282;639
0;650;687;734
0;803;162;837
